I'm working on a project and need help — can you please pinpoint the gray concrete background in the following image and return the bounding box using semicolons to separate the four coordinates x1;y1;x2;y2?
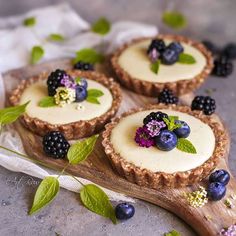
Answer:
0;0;236;235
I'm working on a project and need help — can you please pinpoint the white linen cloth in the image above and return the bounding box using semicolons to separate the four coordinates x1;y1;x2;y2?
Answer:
0;3;158;201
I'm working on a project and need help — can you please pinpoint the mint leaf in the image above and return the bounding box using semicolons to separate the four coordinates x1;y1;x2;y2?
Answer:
29;177;59;215
86;96;100;104
168;116;179;121
150;60;160;74
162;11;187;29
23;17;36;27
163;116;181;131
80;184;117;224
177;138;197;154
30;46;44;65
87;89;104;98
164;230;181;236
0;101;29;126
48;34;64;42
75;77;81;84
73;48;104;64
38;96;56;107
67;135;98;165
178;53;196;64
91;17;111;35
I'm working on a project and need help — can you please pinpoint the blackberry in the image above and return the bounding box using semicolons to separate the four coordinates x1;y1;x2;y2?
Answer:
158;88;178;105
74;61;94;71
202;40;218;55
222;43;236;60
43;131;70;159
47;69;69;96
147;39;166;54
212;56;233;77
143;111;168;125
191;96;216;115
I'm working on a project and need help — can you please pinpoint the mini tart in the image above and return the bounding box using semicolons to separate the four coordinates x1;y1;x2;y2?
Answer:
9;70;122;139
102;105;227;188
111;35;214;96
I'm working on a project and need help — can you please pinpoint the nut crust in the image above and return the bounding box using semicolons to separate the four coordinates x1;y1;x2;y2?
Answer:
102;104;227;188
111;35;214;96
9;70;122;140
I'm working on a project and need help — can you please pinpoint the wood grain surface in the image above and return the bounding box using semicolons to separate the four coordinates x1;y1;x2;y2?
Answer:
3;59;236;236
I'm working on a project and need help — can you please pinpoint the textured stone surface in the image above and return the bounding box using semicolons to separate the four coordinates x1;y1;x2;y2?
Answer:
0;0;236;235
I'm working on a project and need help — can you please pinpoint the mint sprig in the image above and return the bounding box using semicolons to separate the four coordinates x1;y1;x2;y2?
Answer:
91;17;111;35
162;11;187;29
150;60;160;74
178;53;196;64
163;116;181;131
38;96;56;107
30;46;44;65
164;230;181;236
23;17;36;27
86;89;104;105
73;48;104;65
177;138;197;154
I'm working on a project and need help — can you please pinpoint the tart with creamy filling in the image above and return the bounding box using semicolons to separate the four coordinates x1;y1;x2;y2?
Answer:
9;70;122;139
111;35;214;96
102;105;227;188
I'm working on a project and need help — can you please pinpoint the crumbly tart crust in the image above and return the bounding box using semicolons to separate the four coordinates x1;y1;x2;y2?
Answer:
111;35;214;97
9;70;122;140
102;104;227;188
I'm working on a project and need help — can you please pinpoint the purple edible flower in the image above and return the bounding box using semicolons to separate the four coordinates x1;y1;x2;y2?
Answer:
61;75;76;89
221;224;236;236
148;48;160;63
134;127;155;148
145;120;166;137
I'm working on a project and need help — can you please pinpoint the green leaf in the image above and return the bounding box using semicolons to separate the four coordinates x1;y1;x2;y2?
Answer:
168;116;179;121
80;184;117;224
75;77;81;84
150;60;160;74
0;101;29;126
164;230;181;236
91;17;111;35
48;33;65;42
73;48;104;64
38;96;56;107
23;17;36;27
178;53;196;64
86;96;100;105
67;135;98;165
162;11;187;29
163;116;181;131
87;89;104;98
30;46;44;65
177;138;197;154
29;177;59;215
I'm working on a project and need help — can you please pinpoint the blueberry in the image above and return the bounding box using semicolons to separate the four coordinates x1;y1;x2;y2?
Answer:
75;85;87;102
77;78;88;89
209;169;230;186
155;130;177;151
161;49;179;65
207;182;226;201
168;42;184;54
173;120;190;138
115;203;135;220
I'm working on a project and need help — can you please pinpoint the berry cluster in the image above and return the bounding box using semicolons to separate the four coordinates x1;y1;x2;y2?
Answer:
202;40;235;77
207;169;230;201
191;96;216;115
46;69;88;106
158;88;178;105
147;39;184;65
135;111;191;151
42;131;70;159
74;61;94;71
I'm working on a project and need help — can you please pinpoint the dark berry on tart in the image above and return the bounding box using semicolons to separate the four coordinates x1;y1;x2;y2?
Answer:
158;88;178;105
74;61;94;71
212;56;233;77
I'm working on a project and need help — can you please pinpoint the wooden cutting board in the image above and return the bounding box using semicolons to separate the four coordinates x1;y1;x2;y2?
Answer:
3;59;236;236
